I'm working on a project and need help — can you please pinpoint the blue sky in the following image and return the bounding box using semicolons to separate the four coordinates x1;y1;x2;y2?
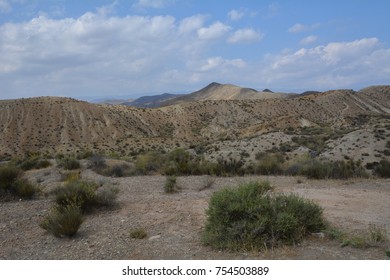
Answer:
0;0;389;100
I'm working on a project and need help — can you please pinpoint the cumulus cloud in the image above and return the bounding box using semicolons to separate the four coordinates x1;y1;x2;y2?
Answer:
197;22;231;40
178;14;206;34
0;11;246;98
227;28;263;44
259;37;390;89
300;35;317;45
0;7;388;99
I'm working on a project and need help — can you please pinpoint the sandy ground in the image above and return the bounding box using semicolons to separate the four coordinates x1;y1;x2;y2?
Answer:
0;167;389;260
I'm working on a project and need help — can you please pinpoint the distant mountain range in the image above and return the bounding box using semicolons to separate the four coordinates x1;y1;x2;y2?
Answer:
99;82;293;108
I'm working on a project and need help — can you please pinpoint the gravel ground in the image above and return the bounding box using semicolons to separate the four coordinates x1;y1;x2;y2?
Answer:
1;166;389;260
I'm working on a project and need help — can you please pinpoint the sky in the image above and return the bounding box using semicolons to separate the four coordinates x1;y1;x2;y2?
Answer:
0;0;389;100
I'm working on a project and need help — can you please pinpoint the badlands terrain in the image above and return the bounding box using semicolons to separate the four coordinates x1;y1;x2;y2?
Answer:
1;83;390;163
0;83;389;259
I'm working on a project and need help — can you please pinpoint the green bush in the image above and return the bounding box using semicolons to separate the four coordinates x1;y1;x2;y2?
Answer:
88;154;107;170
135;151;166;175
129;228;147;239
40;203;84;237
0;166;37;199
0;165;21;190
13;178;38;199
202;181;326;251
54;180;119;212
255;152;285;175
57;156;80;170
164;176;178;193
300;159;368;179
374;160;390;178
163;149;191;175
18;156;51;171
54;180;98;212
95;185;119;207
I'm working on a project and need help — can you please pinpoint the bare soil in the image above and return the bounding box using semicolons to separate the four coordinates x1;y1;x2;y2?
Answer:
1;166;389;260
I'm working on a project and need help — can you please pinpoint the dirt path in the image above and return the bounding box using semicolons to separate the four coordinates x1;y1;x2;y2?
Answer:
1;169;389;260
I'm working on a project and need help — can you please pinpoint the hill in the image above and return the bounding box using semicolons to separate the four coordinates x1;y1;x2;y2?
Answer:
160;82;290;106
0;86;389;165
123;93;183;108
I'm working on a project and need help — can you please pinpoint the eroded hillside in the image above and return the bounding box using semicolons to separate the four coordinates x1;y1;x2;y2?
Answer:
0;86;389;161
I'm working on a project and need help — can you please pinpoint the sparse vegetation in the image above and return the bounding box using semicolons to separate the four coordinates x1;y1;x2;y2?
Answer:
202;181;326;251
164;175;178;193
0;165;37;200
129;228;147;239
299;159;368;179
95;185;119;208
255;152;284;175
40;203;84;237
57;156;80;170
54;180;98;213
373;160;390;178
326;224;387;249
15;155;51;171
41;179;119;238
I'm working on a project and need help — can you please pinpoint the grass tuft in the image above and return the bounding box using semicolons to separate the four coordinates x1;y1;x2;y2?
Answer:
40;203;84;237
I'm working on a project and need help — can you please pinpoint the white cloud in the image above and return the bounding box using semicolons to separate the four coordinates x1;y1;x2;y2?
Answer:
288;23;319;33
259;37;390;89
196;57;246;71
227;28;263;44
1;8;388;99
300;35;317;45
288;23;305;33
0;0;11;13
228;9;245;21
178;14;206;34
135;0;175;9
0;11;247;99
197;22;231;40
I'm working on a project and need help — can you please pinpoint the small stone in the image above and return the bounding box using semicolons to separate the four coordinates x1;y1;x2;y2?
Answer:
148;235;161;241
311;232;326;238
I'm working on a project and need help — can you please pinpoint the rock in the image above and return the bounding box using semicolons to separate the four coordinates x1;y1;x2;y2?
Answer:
148;235;161;241
311;232;326;239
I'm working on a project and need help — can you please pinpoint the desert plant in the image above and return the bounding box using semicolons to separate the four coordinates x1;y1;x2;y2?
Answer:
299;159;368;179
54;180;98;212
164;176;178;193
60;171;81;183
13;178;38;199
0;165;21;191
202;181;326;251
129;228;147;239
57;156;80;170
40;203;84;237
17;155;51;171
374;160;390;178
162;149;189;175
95;185;119;208
341;235;368;249
255;152;285;175
135;151;165;175
368;224;387;244
88;154;107;170
0;166;37;199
